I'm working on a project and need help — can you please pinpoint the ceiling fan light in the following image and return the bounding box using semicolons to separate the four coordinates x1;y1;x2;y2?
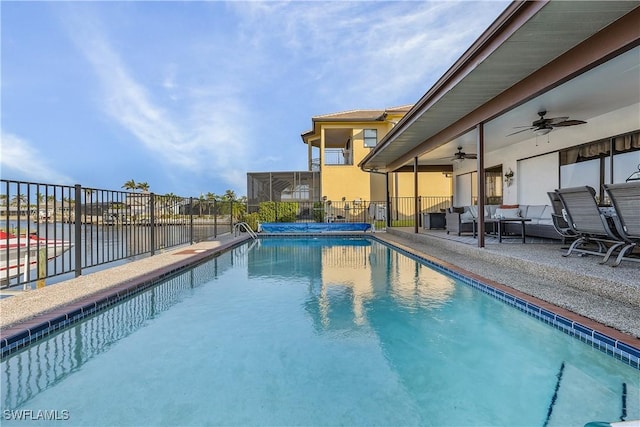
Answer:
534;127;552;136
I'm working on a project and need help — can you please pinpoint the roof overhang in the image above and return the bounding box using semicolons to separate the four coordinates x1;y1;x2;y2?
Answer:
359;1;640;172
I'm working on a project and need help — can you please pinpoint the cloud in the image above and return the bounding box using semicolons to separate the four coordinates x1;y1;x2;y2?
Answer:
0;132;75;184
63;8;251;190
228;1;509;108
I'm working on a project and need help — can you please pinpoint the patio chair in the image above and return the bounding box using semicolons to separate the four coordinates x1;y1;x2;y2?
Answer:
546;191;577;243
555;186;626;263
603;181;640;267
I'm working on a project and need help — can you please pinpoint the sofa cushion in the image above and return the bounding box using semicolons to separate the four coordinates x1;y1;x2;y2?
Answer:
523;205;547;220
495;207;520;218
537;206;553;225
460;211;475;222
486;205;500;218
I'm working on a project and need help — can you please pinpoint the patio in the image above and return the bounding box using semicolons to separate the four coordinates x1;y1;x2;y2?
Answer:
379;227;640;339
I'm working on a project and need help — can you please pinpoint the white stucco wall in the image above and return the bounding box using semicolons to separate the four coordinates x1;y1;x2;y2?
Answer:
452;103;639;206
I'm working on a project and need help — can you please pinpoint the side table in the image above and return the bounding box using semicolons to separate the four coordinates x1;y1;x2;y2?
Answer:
423;212;446;230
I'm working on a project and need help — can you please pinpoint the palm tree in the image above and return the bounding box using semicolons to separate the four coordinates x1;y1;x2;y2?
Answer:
122;179;137;192
10;194;27;207
136;182;150;193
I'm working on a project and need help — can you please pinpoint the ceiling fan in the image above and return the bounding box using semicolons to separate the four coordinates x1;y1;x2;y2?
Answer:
450;146;477;161
507;110;587;136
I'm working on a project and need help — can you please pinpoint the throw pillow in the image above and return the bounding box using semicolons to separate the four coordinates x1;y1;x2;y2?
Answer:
500;204;519;209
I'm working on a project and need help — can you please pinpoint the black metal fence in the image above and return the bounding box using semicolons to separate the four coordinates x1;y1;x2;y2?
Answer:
1;180;237;290
1;177;452;290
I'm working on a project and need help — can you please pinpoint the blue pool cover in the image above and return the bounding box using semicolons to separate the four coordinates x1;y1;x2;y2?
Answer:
259;222;372;233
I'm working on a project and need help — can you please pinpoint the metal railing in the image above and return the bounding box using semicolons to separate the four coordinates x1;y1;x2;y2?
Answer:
234;222;257;239
245;196;452;227
1;177;452;290
1;180;238;290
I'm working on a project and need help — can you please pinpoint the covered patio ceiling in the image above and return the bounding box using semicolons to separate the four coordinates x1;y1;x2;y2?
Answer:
359;1;640;172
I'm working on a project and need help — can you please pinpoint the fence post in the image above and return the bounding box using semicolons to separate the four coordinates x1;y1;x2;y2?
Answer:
74;184;82;278
189;197;194;244
150;193;156;256
214;199;218;237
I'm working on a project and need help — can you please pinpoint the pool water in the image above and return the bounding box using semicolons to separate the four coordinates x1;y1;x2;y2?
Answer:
1;237;639;426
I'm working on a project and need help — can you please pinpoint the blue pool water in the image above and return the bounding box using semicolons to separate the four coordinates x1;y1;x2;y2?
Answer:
1;237;639;426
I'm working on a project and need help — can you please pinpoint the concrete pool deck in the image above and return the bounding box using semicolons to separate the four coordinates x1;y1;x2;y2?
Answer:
1;230;639;348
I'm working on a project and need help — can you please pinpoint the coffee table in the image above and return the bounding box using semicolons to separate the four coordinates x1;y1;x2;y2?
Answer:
483;218;532;243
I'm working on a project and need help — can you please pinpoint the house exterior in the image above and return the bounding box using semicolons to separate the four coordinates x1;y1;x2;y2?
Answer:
300;106;453;206
358;1;640;241
247;106;453;219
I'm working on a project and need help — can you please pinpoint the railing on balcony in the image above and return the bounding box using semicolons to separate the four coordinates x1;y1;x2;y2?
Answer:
323;148;352;166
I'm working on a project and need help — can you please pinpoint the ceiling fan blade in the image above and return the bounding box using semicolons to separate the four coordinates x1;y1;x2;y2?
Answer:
465;154;477;159
546;116;570;125
553;119;587;127
506;128;534;136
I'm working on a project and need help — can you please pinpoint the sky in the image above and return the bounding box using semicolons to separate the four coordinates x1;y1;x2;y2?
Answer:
1;0;509;198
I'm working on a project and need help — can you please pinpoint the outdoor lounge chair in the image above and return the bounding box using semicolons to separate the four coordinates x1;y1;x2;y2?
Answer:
546;191;577;243
555;186;626;263
603;181;640;267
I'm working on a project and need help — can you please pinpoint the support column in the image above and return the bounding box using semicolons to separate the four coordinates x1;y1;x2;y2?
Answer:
477;123;486;248
414;157;419;234
385;173;391;229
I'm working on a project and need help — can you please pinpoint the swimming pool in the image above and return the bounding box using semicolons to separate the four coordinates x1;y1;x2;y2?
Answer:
1;236;638;426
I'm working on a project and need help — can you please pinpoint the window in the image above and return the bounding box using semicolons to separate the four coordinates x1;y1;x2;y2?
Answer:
485;166;503;205
364;129;377;148
559;130;639;203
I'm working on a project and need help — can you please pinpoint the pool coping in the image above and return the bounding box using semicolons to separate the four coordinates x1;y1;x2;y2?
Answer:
1;233;639;370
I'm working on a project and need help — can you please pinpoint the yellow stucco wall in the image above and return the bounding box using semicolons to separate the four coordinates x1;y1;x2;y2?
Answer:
309;110;453;204
321;124;389;202
390;172;452;197
320;124;453;202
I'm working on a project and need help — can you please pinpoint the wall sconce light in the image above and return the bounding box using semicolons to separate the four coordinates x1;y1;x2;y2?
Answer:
504;168;514;187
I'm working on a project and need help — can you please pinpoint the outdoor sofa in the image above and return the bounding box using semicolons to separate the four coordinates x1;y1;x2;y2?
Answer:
445;204;560;240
